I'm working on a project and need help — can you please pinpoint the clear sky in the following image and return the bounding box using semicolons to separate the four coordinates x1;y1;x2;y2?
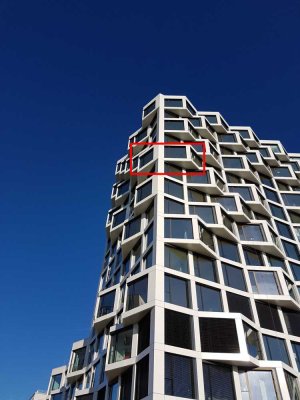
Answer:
1;1;300;399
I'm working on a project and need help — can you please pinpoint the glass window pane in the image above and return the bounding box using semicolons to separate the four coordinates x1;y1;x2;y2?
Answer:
165;274;189;308
193;254;217;282
263;335;290;365
196;284;222;312
165;218;193;239
165;309;192;349
249;271;280;295
165;245;188;273
165;179;184;199
222;263;246;291
165;353;195;398
126;277;148;310
219;240;240;263
165;197;185;214
189;205;216;223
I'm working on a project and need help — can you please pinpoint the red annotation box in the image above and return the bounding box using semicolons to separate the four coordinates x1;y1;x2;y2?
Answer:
129;142;206;177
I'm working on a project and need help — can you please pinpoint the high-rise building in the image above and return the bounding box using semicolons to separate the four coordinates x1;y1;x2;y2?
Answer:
32;94;300;400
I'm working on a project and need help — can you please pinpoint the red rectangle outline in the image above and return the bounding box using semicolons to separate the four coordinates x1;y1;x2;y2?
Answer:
129;142;206;176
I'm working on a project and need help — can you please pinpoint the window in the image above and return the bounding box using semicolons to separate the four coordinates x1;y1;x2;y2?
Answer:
272;167;292;177
289;211;300;223
165;163;183;180
138;313;150;354
212;196;237;211
239;370;278;400
218;239;240;263
196;284;222;312
165;179;184;199
135;355;149;400
193;254;217;282
227;292;252;320
203;363;236;400
112;209;126;228
165;353;195;398
165;197;185;214
282;193;300;206
165;146;186;158
222;263;246;291
226;172;241;183
164;245;188;273
165;309;193;349
263;335;290;365
124;217;141;239
165;98;183;107
144;101;155;117
109;327;132;363
97;291;115;317
165;218;193;239
275;220;294;239
238;224;265;241
139;149;153;168
292;342;300;370
264;188;280;203
145;224;153;247
260;148;270;157
249;271;280;295
126;276;148;310
165;274;190;308
290;262;300;280
199;224;214;249
118;181;130;197
282;240;300;259
247;153;259;163
243;323;262;359
187;172;210;184
71;347;86;372
243;247;264;266
120;367;132;400
205;115;218;124
199;318;240;353
283;308;300;336
261;175;274;187
189;205;216;223
218;133;237;143
229;186;253;201
270;204;287;220
136;180;152;202
52;394;63;400
144;248;153;269
50;374;62;391
188;188;206;202
165;120;185;130
223;157;244;169
285;371;300;400
268;255;285;268
256;301;282;332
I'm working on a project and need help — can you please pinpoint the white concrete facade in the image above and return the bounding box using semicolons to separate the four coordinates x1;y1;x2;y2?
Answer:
34;94;300;400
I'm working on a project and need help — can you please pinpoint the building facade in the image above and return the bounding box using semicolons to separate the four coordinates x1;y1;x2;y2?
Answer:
34;94;300;400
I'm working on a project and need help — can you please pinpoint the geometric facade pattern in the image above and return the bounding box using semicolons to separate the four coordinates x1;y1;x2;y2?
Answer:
31;94;300;400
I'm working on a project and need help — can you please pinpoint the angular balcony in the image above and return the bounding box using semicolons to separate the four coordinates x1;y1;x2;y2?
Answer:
164;143;203;171
238;221;284;257
198;112;230;134
186;168;225;195
164;96;197;118
258;146;280;167
199;314;261;367
66;341;87;382
222;155;260;184
229;126;260;149
217;131;247;152
271;165;298;185
249;267;300;310
122;216;143;256
228;184;271;217
93;289;116;332
106;326;135;380
246;151;273;176
164;118;199;141
260;140;289;162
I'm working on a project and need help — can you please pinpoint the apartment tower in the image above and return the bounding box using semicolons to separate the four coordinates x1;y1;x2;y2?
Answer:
31;94;300;400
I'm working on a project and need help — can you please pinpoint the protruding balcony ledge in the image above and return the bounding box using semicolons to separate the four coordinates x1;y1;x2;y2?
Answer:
122;300;155;326
253;294;300;311
105;357;136;381
93;311;116;333
201;352;260;367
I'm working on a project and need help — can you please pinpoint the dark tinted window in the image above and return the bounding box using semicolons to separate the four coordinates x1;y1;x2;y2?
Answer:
138;313;150;354
135;355;149;400
218;240;240;263
165;197;185;214
222;263;246;291
243;247;264;266
137;180;152;202
256;301;282;332
189;205;216;223
165;309;192;349
227;292;252;320
165;120;185;130
197;284;222;312
263;335;290;365
165;218;193;239
283;308;300;336
199;318;240;353
165;179;184;199
165;274;189;308
165;146;186;158
165;353;195;398
164;245;188;273
193;254;217;282
203;363;235;400
127;277;148;310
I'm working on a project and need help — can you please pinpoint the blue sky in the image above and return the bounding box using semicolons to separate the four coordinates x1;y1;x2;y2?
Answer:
0;0;300;398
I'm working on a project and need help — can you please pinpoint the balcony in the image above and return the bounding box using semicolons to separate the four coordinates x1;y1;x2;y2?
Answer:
66;341;87;382
192;140;222;169
186;168;225;195
228;185;270;217
93;290;116;332
230;126;260;149
164;143;203;170
217;131;247;152
198;112;230;134
222;156;260;184
164;96;197;118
